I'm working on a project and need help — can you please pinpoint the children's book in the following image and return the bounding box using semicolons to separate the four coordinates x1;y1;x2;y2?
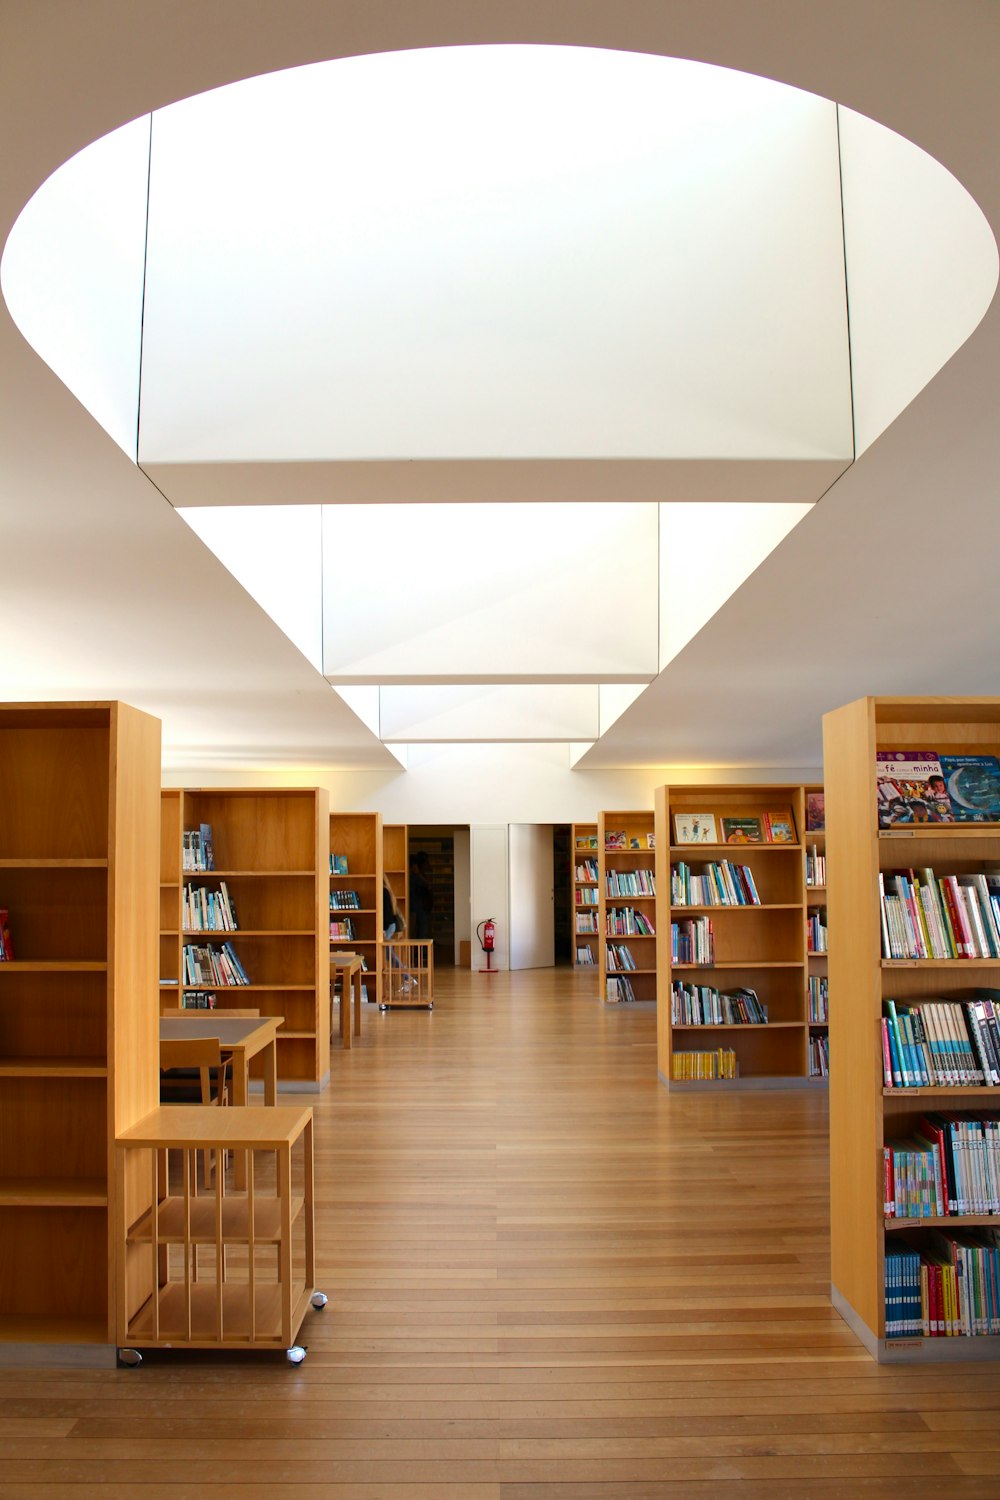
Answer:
876;751;954;827
604;830;627;850
763;810;796;844
805;791;825;832
939;753;1000;823
673;813;718;845
721;815;763;844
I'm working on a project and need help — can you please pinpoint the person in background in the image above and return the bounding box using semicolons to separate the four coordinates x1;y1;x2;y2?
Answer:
382;874;411;990
409;850;434;940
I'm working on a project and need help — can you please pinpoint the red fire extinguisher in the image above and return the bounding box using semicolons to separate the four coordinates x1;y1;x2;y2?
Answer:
477;918;497;974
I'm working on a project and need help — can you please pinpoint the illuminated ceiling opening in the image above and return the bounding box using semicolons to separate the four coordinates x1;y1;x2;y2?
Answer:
2;45;995;756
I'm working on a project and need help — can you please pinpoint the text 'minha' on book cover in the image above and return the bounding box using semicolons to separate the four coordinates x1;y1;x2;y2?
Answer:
939;753;1000;822
721;815;763;844
876;751;955;827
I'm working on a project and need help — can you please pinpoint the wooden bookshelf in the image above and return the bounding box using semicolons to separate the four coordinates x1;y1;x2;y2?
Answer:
804;783;829;1080
382;824;408;950
159;790;181;1006
598;811;657;1004
170;789;330;1088
331;812;382;1007
824;696;1000;1362
0;702;161;1362
654;784;820;1088
572;822;599;971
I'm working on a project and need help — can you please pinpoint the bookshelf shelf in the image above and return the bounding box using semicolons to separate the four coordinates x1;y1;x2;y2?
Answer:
656;783;822;1089
0;702;161;1363
825;694;1000;1362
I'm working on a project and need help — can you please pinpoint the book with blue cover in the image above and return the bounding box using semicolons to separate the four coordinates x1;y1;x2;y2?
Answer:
939;753;1000;822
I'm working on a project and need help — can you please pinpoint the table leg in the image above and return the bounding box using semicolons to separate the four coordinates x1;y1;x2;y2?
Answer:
341;975;352;1049
353;967;362;1037
263;1038;278;1105
232;1047;249;1189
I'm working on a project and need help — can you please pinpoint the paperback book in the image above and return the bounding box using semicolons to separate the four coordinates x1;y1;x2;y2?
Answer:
939;753;1000;822
721;815;763;844
673;813;718;845
805;791;825;832
876;751;954;827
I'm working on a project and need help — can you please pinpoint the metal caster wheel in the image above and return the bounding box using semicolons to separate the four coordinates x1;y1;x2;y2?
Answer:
310;1291;328;1310
428;1003;433;1010
118;1348;142;1368
286;1345;307;1364
379;1004;387;1012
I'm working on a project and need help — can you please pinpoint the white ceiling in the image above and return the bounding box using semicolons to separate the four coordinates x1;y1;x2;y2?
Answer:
1;2;999;774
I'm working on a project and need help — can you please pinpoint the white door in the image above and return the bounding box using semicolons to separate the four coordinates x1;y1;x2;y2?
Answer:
508;824;555;970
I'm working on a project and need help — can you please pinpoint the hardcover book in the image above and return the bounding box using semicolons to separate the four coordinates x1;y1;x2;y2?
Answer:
939;753;1000;823
876;750;954;827
721;815;762;844
805;791;825;832
604;830;627;850
673;813;718;845
763;810;796;844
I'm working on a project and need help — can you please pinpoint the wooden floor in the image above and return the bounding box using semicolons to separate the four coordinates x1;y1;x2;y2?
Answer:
3;966;1000;1497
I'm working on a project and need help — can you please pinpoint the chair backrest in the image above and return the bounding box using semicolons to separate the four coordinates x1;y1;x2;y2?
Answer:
160;1037;224;1105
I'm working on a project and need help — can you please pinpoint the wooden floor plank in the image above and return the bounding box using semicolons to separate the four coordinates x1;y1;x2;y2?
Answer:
3;966;1000;1496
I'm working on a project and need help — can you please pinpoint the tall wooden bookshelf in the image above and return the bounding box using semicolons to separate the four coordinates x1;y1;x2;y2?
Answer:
330;812;382;1007
171;789;330;1088
159;789;181;1006
572;822;599;970
599;810;657;1004
0;702;160;1362
654;784;816;1087
824;696;1000;1361
804;783;829;1081
383;824;408;942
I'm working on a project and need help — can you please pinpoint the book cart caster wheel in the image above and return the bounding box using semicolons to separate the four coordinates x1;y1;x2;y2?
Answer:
379;1004;387;1012
286;1345;307;1365
118;1349;142;1368
310;1291;328;1310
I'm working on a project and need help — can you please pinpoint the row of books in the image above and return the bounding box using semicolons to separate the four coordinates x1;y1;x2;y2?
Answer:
877;749;1000;827
182;882;238;933
809;1034;829;1077
329;890;361;909
673;810;796;845
576;888;598;906
329;854;349;874
605;976;637;1003
180;990;218;1009
0;909;13;961
576;945;595;965
672;1049;738;1081
670;860;760;908
805;846;826;887
882;995;1000;1088
885;1231;1000;1338
575;913;598;934
575;859;598;882
671;983;766;1026
606;868;656;897
808;975;829;1023
884;1116;1000;1218
182;824;215;872
879;867;1000;960
671;916;713;965
807;911;827;954
606;907;655;937
182;941;249;987
330;919;356;940
607;943;638;972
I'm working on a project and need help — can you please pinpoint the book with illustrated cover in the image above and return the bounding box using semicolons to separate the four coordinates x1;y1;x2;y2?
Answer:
330;854;349;874
876;750;954;827
721;815;762;844
763;809;796;844
646;833;656;850
673;813;718;845
939;753;1000;823
0;908;12;960
805;791;825;832
604;830;627;850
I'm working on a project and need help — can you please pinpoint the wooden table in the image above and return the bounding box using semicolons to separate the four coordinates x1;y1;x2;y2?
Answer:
159;1014;283;1107
330;953;363;1048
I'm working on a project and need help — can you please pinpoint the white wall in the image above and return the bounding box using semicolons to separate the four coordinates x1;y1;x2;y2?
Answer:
163;741;822;824
470;824;509;971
